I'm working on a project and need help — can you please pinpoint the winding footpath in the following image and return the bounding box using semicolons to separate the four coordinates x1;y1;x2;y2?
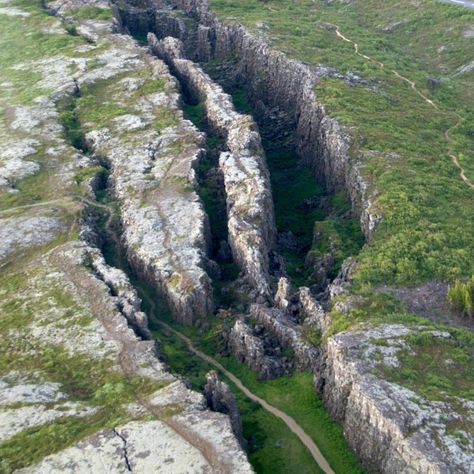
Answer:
153;316;335;474
333;26;474;191
95;198;237;473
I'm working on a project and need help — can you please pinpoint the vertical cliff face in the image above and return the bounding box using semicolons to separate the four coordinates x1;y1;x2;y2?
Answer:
80;43;214;327
114;0;380;240
140;0;381;239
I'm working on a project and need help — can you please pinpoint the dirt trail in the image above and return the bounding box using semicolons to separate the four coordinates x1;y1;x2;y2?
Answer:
92;197;235;474
153;317;335;474
333;26;474;191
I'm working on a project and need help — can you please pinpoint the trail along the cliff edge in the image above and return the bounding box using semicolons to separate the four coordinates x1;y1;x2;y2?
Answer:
333;26;474;191
92;198;236;473
147;302;336;474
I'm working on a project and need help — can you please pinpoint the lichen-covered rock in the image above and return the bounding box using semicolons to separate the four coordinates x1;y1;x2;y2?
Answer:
0;1;252;470
274;277;293;311
67;23;215;326
149;33;276;301
318;324;474;474
250;304;319;372
299;287;332;334
0;214;64;261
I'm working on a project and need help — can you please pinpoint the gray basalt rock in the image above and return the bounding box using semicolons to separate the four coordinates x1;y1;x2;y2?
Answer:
0;2;253;469
115;0;380;240
149;33;277;302
250;304;319;372
274;277;293;311
77;29;214;326
299;287;332;334
204;370;244;446
318;325;474;474
227;319;289;379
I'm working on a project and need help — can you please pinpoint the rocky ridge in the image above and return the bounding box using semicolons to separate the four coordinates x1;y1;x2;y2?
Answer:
148;33;277;301
111;0;474;472
0;0;253;471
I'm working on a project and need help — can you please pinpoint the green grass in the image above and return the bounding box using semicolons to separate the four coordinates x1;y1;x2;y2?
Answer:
447;275;474;318
373;328;474;401
149;309;364;474
70;5;113;21
0;411;130;473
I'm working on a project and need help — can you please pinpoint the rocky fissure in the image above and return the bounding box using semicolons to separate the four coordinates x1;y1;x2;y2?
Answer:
148;33;277;303
110;2;474;473
0;2;253;470
3;0;473;471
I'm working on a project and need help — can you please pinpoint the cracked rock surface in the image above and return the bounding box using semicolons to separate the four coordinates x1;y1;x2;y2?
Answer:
0;0;252;471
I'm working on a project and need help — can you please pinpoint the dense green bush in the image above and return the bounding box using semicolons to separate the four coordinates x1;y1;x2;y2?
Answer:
447;276;474;318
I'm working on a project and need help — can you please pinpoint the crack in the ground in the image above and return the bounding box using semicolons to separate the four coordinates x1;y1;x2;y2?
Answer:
113;428;132;472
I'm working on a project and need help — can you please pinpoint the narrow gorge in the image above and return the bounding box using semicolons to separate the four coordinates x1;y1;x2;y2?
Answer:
1;0;473;472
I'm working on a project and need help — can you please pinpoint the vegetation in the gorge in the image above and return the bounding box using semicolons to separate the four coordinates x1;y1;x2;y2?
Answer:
228;86;364;288
447;276;474;318
148;309;364;474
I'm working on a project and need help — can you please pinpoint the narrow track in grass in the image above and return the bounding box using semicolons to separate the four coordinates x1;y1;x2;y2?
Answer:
90;196;236;473
149;309;335;474
333;25;474;192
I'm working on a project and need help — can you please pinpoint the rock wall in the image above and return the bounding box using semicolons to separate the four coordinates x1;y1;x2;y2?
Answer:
226;319;290;380
114;0;380;239
204;370;245;446
149;34;277;301
80;35;215;326
318;325;474;474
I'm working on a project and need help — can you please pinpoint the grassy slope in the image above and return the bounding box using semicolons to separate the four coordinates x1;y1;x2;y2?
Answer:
209;0;474;286
0;2;168;470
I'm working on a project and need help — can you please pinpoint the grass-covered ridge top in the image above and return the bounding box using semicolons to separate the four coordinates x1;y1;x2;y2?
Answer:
209;0;474;287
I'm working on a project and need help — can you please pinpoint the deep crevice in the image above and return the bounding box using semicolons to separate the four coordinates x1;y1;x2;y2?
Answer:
113;428;132;472
116;3;365;300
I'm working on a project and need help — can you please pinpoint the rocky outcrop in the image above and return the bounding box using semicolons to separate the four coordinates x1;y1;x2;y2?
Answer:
149;34;277;301
317;325;474;474
226;319;290;379
299;287;332;334
87;246;151;339
250;304;319;372
204;370;244;446
75;26;214;326
0;1;253;470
